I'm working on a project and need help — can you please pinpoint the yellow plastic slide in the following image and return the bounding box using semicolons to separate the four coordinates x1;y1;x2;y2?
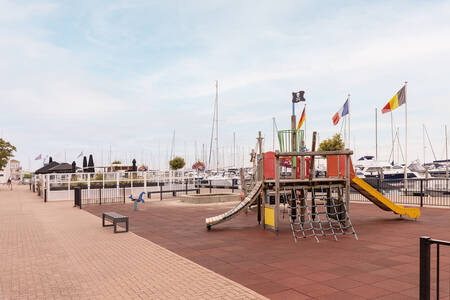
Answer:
351;176;420;219
205;181;263;229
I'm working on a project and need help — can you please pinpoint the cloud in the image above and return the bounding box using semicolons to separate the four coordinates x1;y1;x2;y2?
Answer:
1;0;450;171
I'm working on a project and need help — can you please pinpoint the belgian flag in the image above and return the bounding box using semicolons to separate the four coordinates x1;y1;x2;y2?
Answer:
382;85;406;114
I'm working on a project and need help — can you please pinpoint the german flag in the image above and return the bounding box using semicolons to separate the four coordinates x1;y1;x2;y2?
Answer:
297;106;305;129
382;85;406;114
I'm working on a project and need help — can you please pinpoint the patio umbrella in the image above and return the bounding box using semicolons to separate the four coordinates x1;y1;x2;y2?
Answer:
83;156;87;172
88;154;94;173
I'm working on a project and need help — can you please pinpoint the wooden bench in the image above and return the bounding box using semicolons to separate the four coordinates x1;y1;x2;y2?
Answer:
102;212;129;233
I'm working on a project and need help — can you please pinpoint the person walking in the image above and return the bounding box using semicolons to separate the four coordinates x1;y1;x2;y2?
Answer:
7;177;12;191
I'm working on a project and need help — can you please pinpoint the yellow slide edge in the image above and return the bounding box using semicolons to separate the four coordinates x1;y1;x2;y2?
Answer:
352;176;420;219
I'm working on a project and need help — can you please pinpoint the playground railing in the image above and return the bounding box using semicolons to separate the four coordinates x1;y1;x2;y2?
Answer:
351;178;450;207
420;236;450;300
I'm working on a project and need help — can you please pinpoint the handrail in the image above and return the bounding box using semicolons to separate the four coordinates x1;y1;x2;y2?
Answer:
420;236;450;300
275;150;353;157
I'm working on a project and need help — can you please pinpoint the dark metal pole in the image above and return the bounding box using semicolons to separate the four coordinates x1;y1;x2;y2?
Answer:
185;180;188;195
257;195;261;224
437;244;440;300
420;179;424;207
420;236;431;300
99;188;102;205
160;184;163;201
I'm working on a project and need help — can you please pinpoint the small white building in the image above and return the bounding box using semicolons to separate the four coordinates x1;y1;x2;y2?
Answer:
0;160;13;183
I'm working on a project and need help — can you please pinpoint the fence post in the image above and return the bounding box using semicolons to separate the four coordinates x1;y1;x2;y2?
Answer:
209;181;212;193
185;179;188;195
160;184;163;201
116;173;119;198
231;180;235;193
123;186;125;203
420;236;431;300
144;172;147;194
420;179;424;207
44;188;47;203
99;188;102;205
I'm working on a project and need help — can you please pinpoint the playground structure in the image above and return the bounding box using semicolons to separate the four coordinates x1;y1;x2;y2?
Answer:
206;91;421;242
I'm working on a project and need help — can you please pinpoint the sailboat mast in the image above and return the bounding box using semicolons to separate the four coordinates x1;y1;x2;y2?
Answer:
233;131;236;168
215;80;219;171
445;124;448;181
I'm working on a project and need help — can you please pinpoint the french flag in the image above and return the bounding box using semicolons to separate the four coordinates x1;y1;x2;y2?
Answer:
332;99;349;125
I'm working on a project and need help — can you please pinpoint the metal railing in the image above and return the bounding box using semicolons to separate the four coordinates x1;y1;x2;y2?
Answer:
351;178;450;207
420;236;450;299
74;186;128;209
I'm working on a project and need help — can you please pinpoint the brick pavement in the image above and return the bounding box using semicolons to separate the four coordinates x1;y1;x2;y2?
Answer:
0;185;266;299
85;194;450;299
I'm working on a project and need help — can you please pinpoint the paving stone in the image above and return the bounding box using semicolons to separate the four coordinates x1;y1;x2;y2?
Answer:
0;186;265;299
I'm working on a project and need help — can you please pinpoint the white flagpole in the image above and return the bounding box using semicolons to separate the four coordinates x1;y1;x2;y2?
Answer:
304;104;306;149
391;112;394;164
348;94;351;150
375;108;378;160
404;81;408;186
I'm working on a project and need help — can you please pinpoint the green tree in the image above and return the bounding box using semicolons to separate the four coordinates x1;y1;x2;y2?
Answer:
0;138;16;171
169;156;185;170
318;134;345;151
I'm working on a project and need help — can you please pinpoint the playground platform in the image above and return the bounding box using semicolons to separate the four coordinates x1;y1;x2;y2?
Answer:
0;185;264;299
85;198;450;299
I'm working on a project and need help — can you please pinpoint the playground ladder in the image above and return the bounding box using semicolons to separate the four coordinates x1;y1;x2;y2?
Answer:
289;186;358;243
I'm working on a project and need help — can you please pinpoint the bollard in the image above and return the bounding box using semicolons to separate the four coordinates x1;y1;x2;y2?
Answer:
420;237;431;300
160;184;163;201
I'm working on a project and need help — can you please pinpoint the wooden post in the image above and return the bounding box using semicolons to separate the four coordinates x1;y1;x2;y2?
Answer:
257;131;265;225
309;132;317;181
291;115;297;178
275;150;280;231
240;168;247;197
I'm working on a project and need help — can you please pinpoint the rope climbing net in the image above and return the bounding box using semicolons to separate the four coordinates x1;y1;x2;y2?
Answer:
286;186;358;243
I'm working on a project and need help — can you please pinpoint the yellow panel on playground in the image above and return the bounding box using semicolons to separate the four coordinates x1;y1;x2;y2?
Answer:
264;207;275;226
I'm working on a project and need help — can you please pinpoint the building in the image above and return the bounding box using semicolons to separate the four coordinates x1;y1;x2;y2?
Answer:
9;159;22;180
0;159;22;183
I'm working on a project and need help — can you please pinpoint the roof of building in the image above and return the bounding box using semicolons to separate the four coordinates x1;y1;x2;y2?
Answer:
47;163;80;173
34;161;59;174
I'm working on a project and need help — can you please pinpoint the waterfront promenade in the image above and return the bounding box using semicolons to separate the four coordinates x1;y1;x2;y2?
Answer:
0;185;265;299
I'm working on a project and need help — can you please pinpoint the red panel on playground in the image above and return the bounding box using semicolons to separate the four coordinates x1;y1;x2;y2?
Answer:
263;152;310;180
326;155;355;179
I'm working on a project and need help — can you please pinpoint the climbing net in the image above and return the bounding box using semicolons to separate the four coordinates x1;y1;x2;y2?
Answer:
287;186;358;243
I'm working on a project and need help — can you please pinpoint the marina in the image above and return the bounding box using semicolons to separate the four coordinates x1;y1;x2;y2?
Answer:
2;1;450;299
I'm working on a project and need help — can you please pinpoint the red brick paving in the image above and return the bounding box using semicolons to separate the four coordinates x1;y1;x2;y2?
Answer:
85;198;450;299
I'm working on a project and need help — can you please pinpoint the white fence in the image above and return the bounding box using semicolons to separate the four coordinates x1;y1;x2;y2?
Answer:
34;171;198;201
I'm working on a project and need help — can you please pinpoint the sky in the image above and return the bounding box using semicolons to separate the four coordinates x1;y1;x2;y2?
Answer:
1;0;450;171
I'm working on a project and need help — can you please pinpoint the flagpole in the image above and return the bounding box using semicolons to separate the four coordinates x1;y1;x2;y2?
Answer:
375;108;378;160
348;94;351;150
391;112;394;164
304;104;306;149
404;81;408;188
